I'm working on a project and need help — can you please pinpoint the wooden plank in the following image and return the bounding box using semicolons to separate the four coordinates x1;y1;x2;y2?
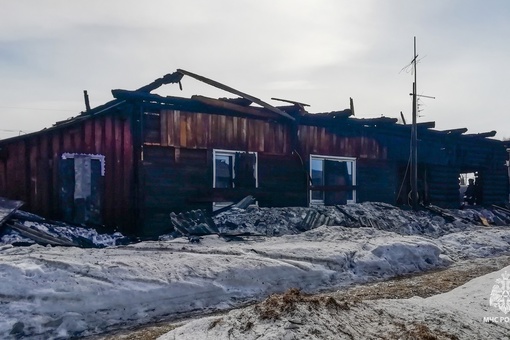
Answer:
173;110;180;147
191;95;278;119
28;138;37;210
180;114;187;147
103;116;114;224
122;117;133;229
84;120;94;153
225;115;234;146
160;110;168;146
38;134;50;215
218;114;227;148
114;117;124;224
187;112;196;148
240;117;247;150
0;196;24;227
177;69;295;121
166;110;173;147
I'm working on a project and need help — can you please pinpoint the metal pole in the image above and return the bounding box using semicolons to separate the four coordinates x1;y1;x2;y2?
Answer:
411;37;418;210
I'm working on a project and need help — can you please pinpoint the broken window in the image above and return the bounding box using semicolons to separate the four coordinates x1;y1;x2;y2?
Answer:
310;155;356;205
213;150;257;209
60;153;105;225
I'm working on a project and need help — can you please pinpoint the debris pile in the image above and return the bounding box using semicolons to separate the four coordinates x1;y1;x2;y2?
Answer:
0;198;129;248
212;202;509;238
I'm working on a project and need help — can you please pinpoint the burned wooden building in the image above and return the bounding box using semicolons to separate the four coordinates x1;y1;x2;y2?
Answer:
0;70;507;236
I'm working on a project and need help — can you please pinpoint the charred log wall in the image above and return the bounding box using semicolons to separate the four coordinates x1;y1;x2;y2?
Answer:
356;159;397;204
0;113;136;233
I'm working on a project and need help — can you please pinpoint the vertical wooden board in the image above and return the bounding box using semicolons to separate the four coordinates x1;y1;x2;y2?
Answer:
218;115;227;148
94;117;103;154
257;120;265;152
210;114;218;148
179;114;187;147
103;116;114;224
240;118;247;150
0;160;6;194
114;117;124;224
195;113;205;148
26;138;37;210
310;126;317;154
187;112;196;148
51;133;61;216
232;117;239;147
199;113;211;148
172;110;180;147
204;113;211;148
5;144;15;198
263;122;271;153
39;134;50;215
247;119;255;152
63;129;72;152
167;110;174;147
160;110;168;146
277;123;285;154
122;117;133;226
84;120;94;153
20;141;28;200
225;115;234;146
320;127;327;154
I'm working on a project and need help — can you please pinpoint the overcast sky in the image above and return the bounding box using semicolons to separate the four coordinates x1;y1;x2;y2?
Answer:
1;1;509;140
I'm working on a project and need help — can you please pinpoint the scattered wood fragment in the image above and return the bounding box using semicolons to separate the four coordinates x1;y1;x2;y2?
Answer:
6;222;78;247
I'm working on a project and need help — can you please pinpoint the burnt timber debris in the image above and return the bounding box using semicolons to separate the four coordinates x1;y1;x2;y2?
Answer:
2;195;510;247
0;69;508;237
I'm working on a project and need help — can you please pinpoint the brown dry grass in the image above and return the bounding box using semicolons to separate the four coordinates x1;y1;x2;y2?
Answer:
254;288;353;320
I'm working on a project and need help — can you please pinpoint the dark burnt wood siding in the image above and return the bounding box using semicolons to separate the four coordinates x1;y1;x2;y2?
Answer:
0;114;136;232
139;109;389;235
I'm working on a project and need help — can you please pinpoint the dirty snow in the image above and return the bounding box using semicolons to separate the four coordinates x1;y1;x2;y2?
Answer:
162;267;510;340
1;203;510;338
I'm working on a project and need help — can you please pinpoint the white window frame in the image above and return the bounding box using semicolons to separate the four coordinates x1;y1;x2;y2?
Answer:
309;154;356;205
213;149;258;210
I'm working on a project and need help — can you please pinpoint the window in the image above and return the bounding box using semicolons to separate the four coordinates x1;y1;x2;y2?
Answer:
60;153;105;224
310;155;356;205
213;150;258;209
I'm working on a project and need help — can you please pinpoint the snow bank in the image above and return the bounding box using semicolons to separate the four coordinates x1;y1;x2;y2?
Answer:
0;226;448;339
160;266;510;340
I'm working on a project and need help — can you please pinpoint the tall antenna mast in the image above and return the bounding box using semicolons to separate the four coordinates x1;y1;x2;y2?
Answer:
411;36;418;210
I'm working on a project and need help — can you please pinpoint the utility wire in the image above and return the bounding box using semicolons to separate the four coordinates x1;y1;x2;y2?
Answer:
0;106;73;112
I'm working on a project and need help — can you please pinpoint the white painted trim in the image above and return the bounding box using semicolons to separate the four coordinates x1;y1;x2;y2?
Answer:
61;153;106;176
212;149;258;188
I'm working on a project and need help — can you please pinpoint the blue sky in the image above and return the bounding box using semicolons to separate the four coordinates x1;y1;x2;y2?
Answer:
1;0;509;139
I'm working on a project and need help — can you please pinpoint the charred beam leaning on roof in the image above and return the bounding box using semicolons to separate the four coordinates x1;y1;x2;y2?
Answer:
177;69;295;121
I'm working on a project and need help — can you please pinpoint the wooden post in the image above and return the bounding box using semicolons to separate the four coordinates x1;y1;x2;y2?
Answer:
83;90;91;112
411;37;419;210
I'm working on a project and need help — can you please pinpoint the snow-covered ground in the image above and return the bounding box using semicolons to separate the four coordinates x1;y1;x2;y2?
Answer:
1;223;510;339
1;203;510;339
162;266;510;340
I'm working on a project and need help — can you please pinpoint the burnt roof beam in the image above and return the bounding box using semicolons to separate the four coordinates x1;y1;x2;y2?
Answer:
177;69;295;121
464;130;497;138
136;72;184;93
191;95;279;120
439;128;468;135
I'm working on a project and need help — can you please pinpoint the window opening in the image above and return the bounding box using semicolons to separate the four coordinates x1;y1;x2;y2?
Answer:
213;149;258;210
310;155;356;205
